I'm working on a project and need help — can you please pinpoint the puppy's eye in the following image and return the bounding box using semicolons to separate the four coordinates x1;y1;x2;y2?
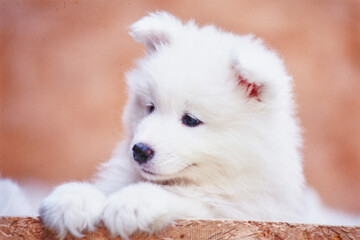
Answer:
182;114;202;127
147;104;155;114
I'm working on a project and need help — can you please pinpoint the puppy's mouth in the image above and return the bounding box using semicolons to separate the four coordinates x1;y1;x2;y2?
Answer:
141;168;157;175
140;163;196;178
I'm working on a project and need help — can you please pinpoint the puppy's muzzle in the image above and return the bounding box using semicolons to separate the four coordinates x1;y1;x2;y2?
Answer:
132;143;154;164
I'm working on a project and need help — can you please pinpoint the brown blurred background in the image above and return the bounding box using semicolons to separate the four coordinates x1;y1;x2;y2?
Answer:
1;0;359;213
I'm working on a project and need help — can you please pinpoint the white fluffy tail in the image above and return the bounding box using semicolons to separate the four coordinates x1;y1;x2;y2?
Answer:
0;178;34;216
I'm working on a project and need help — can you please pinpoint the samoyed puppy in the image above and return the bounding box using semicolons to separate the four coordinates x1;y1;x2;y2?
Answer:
39;11;314;238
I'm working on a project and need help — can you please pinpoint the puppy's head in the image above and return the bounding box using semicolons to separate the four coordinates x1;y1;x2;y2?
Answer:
123;12;300;185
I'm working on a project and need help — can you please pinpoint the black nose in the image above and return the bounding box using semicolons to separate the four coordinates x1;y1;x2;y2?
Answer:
132;143;154;164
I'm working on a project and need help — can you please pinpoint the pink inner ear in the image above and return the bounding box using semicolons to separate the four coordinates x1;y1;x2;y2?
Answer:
145;34;169;52
237;74;264;102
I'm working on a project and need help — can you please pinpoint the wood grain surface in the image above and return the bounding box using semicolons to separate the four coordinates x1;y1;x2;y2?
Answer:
0;217;359;240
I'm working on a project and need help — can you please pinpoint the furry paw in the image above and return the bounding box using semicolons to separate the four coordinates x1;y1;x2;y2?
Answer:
102;183;177;239
39;182;106;239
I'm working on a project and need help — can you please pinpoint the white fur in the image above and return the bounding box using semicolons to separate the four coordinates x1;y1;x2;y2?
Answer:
0;177;34;216
40;182;106;238
102;182;212;239
38;12;358;238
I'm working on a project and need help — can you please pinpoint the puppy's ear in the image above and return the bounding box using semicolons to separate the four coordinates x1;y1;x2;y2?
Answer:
232;59;265;102
129;12;182;52
230;40;291;104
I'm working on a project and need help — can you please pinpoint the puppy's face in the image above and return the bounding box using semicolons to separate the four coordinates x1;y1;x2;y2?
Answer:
122;13;291;183
125;54;237;182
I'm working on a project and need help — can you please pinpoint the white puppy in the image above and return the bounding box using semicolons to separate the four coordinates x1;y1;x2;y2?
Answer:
40;12;306;238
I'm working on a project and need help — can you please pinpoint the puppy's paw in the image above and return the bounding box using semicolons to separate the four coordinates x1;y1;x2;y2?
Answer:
103;183;177;239
39;182;106;239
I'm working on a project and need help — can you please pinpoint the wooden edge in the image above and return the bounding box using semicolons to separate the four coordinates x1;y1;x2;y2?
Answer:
0;217;359;240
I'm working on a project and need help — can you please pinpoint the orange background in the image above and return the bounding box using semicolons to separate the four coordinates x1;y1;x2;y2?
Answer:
1;0;359;213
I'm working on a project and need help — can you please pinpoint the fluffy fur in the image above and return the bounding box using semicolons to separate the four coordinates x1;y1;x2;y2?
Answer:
0;177;33;216
37;12;357;239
